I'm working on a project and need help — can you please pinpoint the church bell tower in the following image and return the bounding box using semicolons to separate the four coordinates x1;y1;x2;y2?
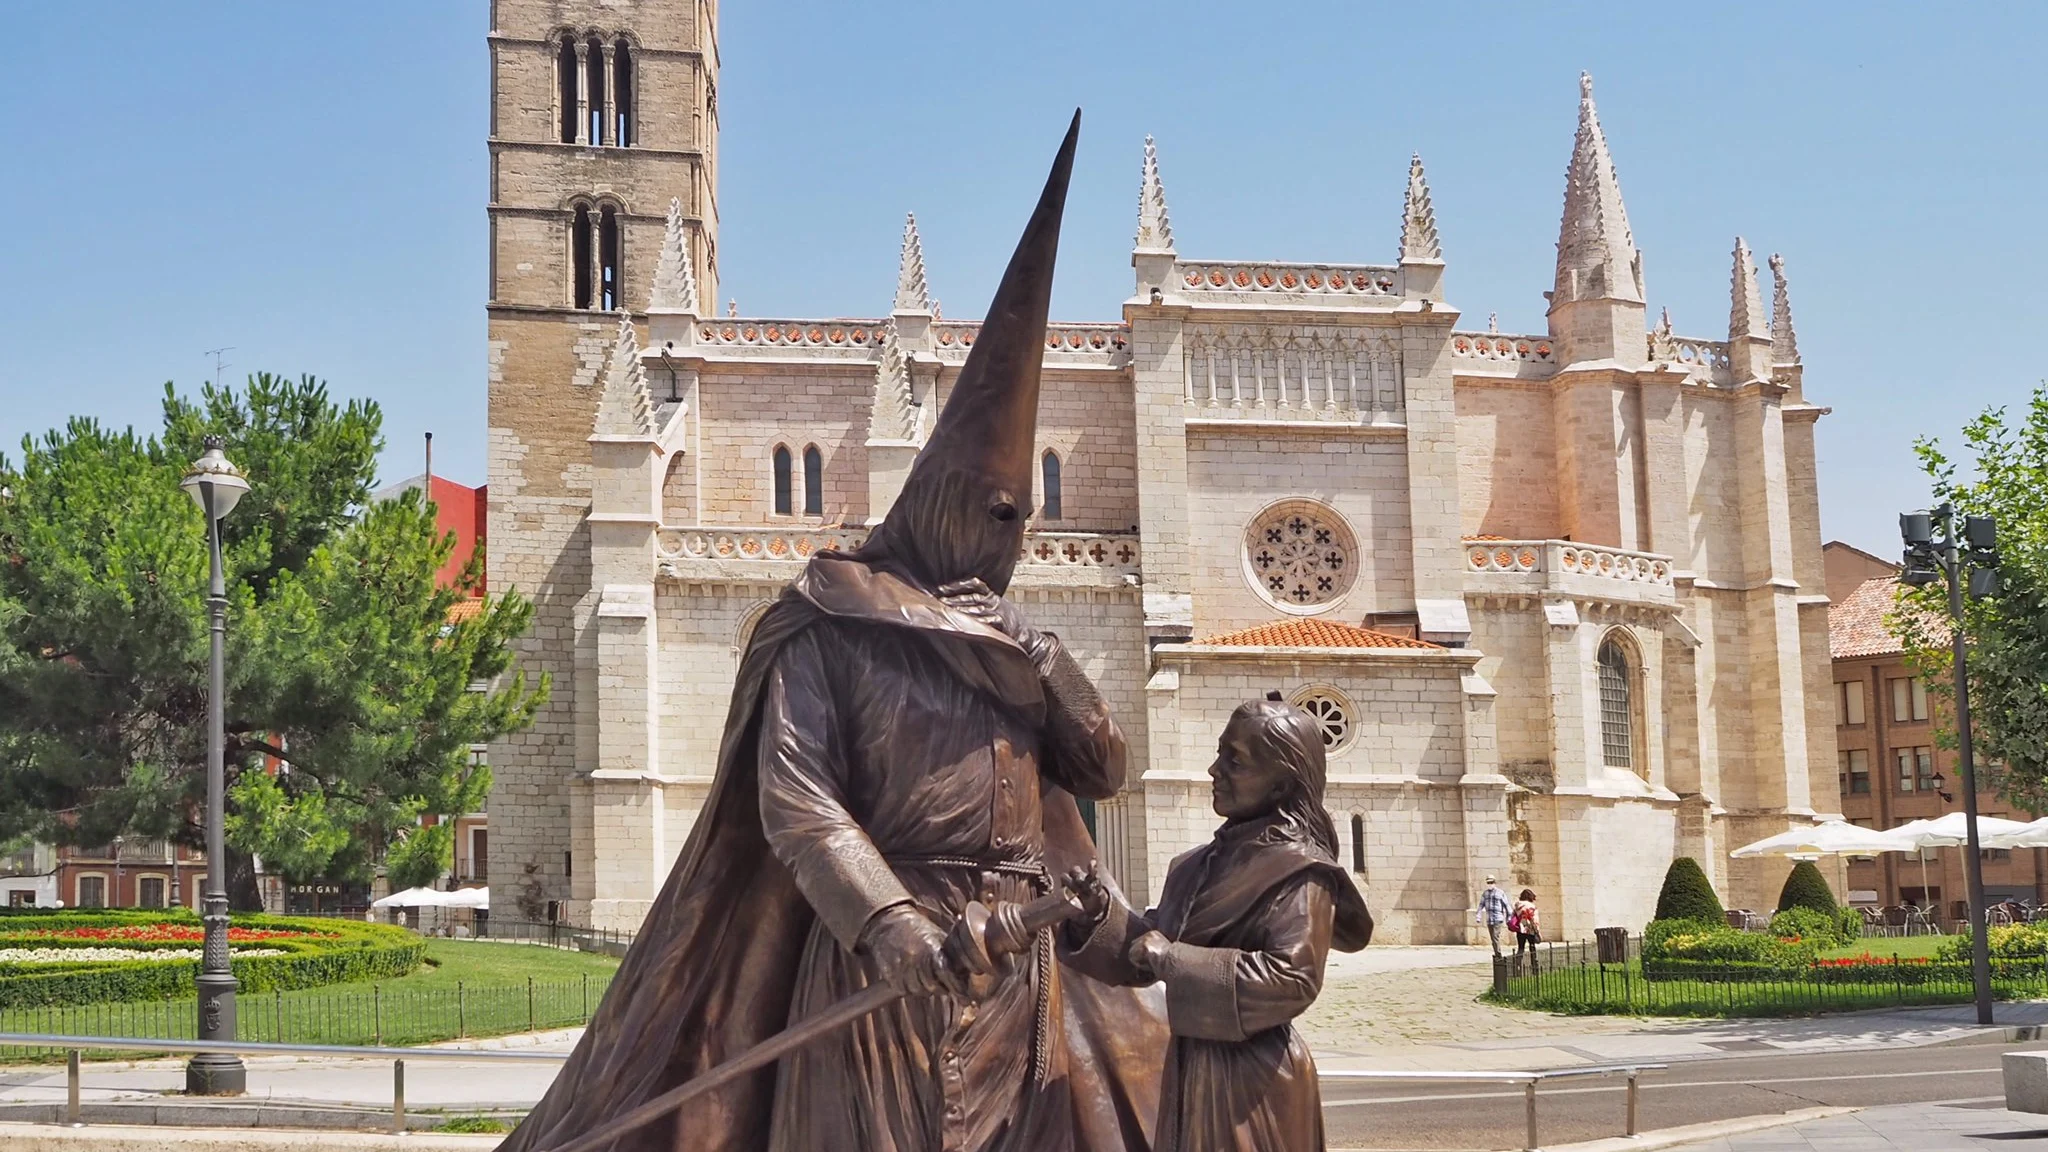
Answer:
484;0;718;918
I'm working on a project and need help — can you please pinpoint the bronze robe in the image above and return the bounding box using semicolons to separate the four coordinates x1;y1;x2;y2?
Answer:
497;556;1164;1152
1066;815;1370;1152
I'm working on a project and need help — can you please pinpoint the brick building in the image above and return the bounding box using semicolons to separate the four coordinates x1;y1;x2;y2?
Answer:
1827;544;2044;915
485;2;1837;941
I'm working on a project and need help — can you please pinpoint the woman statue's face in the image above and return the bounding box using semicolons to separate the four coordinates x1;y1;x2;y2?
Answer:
1209;714;1295;820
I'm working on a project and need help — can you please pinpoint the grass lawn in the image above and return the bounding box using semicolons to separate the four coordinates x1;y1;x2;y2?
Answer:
1820;935;1949;961
0;937;623;1058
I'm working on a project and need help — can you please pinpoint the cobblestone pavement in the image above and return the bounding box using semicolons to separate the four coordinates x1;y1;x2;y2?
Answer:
1299;957;1686;1070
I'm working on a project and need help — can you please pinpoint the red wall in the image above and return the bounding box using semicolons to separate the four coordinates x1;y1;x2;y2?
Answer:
427;476;488;592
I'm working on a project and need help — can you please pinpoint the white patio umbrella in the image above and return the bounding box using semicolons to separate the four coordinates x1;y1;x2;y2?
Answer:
1728;820;1916;861
442;886;489;910
370;886;453;909
1886;813;2040;919
1981;816;2048;851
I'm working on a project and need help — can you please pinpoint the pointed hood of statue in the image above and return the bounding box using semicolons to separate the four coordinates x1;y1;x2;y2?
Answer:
862;111;1078;595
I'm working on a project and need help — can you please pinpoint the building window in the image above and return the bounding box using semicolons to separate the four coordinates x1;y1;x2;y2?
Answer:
1041;451;1062;521
1288;685;1357;755
802;445;824;517
137;876;167;909
772;445;793;515
557;36;578;143
77;874;106;909
8;891;33;908
1891;677;1930;723
1597;639;1634;771
1350;814;1366;874
569;201;622;311
1837;681;1867;726
1896;746;1935;792
612;37;634;147
1839;749;1871;794
1982;848;2013;864
1243;500;1358;613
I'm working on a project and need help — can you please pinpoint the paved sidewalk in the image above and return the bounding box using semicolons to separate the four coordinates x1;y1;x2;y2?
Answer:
1658;1099;2048;1149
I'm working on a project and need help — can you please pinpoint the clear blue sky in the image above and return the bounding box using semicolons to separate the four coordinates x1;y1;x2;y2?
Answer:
1;2;2041;557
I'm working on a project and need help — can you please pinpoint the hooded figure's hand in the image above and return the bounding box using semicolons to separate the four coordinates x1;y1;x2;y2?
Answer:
859;905;964;997
937;578;1036;646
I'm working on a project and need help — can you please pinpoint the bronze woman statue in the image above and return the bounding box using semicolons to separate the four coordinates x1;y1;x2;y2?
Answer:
498;112;1165;1152
1065;693;1372;1152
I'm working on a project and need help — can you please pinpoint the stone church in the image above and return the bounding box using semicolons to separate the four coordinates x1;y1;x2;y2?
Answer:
485;0;1838;942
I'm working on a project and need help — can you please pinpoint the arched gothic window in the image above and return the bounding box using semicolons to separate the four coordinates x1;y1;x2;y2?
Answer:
772;445;793;515
802;446;824;517
557;37;579;143
1350;813;1366;874
1040;450;1063;521
569;201;621;310
611;37;634;146
1597;638;1634;771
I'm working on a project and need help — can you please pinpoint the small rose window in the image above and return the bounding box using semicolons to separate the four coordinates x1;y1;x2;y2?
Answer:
1289;685;1356;755
1243;500;1358;613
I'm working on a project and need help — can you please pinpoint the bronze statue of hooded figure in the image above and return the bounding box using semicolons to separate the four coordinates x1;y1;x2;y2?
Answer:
498;112;1168;1152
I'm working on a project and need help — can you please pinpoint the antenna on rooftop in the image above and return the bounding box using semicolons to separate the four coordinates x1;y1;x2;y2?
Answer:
203;348;235;390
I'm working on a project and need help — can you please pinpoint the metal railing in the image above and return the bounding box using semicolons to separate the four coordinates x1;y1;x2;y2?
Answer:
0;1032;568;1134
1321;1063;1665;1152
0;1030;1655;1151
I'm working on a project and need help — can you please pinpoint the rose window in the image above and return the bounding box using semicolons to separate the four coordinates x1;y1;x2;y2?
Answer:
1243;501;1357;612
1289;686;1356;755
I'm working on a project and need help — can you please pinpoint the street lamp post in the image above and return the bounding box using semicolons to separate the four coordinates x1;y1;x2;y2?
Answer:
1901;504;2001;1025
180;437;250;1095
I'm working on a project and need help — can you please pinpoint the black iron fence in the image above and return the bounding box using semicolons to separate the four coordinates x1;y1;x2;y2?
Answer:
1492;934;2048;1016
0;974;614;1061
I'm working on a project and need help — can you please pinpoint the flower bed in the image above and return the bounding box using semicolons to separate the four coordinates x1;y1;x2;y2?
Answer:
0;910;422;1010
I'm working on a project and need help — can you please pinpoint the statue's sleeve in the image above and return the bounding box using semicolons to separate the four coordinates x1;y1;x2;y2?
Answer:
758;626;914;950
1059;894;1155;987
1152;874;1334;1042
1028;630;1127;801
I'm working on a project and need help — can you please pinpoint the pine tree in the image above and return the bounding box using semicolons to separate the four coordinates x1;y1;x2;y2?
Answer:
1775;860;1838;915
0;375;548;903
1653;857;1726;925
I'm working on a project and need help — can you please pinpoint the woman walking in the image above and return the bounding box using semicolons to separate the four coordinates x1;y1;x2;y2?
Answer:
1510;888;1541;971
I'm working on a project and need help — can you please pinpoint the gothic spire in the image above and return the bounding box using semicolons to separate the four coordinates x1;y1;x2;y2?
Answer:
1135;135;1175;252
1552;72;1643;306
1769;252;1801;364
592;315;653;437
893;213;932;314
868;327;918;444
1729;237;1765;341
648;198;699;315
1400;153;1441;262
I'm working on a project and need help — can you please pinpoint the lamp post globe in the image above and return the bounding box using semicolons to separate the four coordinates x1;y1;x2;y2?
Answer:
179;436;248;1095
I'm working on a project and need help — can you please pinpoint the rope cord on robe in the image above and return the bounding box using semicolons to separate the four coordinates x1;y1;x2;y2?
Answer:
535;890;1085;1152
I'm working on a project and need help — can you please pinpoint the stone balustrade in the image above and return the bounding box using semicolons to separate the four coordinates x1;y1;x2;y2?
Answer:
1464;539;1675;604
1174;262;1401;298
655;527;1140;585
695;319;889;349
1450;332;1554;363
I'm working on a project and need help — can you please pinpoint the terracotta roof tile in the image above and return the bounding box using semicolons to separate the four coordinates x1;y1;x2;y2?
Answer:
1828;576;1944;659
446;598;487;625
1199;619;1442;650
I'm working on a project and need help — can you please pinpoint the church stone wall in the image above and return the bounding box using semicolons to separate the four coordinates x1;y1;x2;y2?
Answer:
693;366;874;524
1183;431;1416;636
1454;381;1560;539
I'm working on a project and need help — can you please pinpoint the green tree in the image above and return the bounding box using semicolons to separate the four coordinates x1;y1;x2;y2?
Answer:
1899;387;2048;813
1652;857;1725;926
1774;860;1838;915
0;375;547;903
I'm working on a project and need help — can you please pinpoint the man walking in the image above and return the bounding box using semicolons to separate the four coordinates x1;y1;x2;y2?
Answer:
1476;875;1510;956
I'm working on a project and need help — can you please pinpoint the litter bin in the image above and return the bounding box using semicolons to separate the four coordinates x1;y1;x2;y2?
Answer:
1595;926;1629;965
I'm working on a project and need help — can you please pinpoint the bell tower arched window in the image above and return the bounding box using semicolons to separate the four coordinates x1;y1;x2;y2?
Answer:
1040;450;1062;521
569;200;622;311
556;31;635;147
802;446;824;516
557;37;578;143
772;446;793;515
612;37;634;147
1597;638;1634;771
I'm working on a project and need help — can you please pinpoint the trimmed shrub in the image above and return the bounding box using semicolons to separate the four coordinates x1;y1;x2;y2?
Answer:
1837;906;1864;943
1775;861;1837;915
1938;922;2048;962
1767;906;1843;947
1653;858;1725;926
0;911;422;1010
